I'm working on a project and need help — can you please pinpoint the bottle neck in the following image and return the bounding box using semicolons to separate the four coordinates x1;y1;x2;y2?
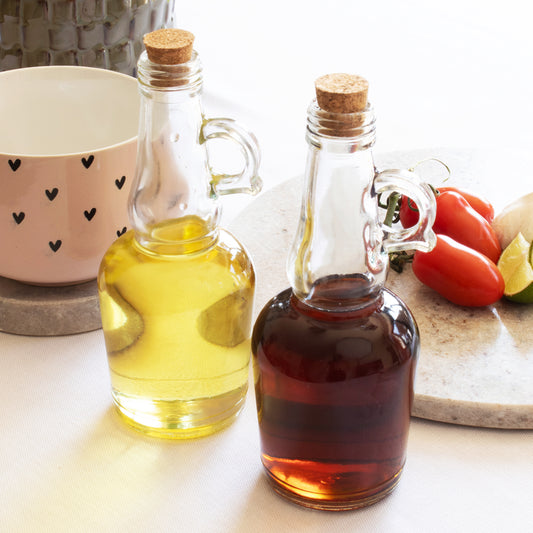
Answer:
287;101;388;310
129;51;220;254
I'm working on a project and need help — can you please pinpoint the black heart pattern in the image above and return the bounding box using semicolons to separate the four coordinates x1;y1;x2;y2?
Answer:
117;226;127;237
46;188;59;201
84;208;97;221
82;155;94;169
9;159;21;171
49;240;62;252
12;212;25;224
115;176;126;190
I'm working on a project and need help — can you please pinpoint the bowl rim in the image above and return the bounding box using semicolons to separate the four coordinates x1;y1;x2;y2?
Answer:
0;65;139;158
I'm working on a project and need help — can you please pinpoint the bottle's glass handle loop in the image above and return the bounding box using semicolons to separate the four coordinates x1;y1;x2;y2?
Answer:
374;168;437;253
202;117;263;197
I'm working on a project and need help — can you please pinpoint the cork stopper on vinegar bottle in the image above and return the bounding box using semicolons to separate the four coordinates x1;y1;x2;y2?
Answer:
143;28;195;65
315;73;369;113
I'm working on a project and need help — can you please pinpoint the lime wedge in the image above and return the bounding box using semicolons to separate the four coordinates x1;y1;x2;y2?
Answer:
497;232;533;303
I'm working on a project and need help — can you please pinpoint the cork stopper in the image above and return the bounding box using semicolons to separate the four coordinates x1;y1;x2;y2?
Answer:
143;29;195;65
315;73;369;113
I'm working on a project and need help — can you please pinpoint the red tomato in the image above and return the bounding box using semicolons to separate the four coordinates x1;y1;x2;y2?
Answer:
437;186;494;223
433;191;501;263
399;187;495;228
399;195;420;228
412;234;504;307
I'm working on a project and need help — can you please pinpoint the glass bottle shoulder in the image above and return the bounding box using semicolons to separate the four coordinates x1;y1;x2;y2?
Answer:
252;285;419;381
98;221;254;287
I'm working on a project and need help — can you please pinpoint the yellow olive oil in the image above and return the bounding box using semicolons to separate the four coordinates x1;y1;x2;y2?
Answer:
98;217;255;438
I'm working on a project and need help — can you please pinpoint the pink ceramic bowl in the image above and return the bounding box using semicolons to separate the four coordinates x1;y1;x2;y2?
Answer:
0;66;139;285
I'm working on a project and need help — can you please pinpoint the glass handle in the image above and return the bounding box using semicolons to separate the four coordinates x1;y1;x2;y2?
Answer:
202;117;263;197
374;168;437;253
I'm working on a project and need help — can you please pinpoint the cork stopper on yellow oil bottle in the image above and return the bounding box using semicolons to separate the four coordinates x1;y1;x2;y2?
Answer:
143;28;195;64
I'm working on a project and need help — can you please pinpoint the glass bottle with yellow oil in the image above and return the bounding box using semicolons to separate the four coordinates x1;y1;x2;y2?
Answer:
98;29;262;439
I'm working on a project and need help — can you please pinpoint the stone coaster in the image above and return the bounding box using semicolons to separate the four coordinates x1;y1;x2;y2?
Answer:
0;277;101;336
229;147;533;429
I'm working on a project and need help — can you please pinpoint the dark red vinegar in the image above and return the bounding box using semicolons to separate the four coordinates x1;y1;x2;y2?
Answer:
251;275;419;510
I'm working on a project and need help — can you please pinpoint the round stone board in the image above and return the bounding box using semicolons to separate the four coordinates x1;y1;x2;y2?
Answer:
228;148;533;429
0;277;101;336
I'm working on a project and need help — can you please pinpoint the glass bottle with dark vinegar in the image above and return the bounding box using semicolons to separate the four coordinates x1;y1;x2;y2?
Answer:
98;29;262;439
252;74;436;510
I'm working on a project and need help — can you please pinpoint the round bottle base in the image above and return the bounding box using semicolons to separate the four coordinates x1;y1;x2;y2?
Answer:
111;386;247;439
263;465;403;511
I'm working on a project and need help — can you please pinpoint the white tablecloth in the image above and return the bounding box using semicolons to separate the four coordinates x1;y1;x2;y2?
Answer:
1;2;532;531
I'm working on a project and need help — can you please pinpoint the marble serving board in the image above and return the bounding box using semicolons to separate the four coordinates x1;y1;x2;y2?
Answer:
228;148;533;429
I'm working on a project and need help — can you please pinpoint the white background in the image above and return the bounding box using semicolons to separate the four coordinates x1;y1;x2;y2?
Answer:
1;1;533;532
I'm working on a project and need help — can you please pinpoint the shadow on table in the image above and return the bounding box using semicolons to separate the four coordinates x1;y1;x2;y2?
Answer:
6;404;256;530
230;468;399;533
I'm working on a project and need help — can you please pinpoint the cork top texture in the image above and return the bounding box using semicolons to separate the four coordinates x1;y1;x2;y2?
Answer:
143;29;195;65
315;74;369;113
